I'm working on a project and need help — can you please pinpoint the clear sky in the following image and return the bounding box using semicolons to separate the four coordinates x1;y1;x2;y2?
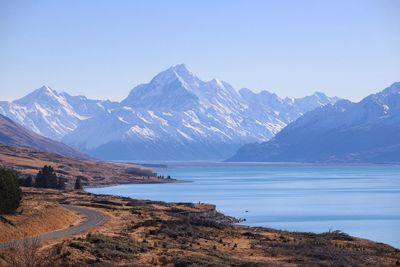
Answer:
0;0;399;101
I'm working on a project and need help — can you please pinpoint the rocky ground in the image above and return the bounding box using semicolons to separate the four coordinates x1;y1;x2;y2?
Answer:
1;188;399;266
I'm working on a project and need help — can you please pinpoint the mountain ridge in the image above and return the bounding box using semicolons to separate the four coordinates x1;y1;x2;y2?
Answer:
228;82;400;163
0;65;339;160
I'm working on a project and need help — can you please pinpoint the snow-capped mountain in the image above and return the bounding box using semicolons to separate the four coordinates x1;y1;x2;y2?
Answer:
61;64;338;160
228;82;400;163
0;65;339;160
0;86;117;140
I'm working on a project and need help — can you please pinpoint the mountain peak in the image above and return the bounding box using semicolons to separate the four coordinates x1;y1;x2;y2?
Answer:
312;91;327;97
38;85;53;92
15;85;59;104
31;85;58;96
33;85;58;97
152;64;198;84
170;63;190;74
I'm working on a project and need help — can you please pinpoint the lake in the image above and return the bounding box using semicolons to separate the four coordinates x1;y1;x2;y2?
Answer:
86;162;400;248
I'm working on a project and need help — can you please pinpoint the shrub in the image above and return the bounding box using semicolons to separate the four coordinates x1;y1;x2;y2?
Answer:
0;168;22;214
67;234;148;260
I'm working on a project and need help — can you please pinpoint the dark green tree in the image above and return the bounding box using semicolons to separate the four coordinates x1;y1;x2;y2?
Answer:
74;176;83;190
18;175;33;187
35;165;58;189
17;178;25;187
0;168;22;214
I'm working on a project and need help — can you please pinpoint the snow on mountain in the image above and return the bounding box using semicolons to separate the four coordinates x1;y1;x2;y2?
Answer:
228;82;400;163
0;86;117;140
239;88;340;136
0;65;340;160
62;64;339;160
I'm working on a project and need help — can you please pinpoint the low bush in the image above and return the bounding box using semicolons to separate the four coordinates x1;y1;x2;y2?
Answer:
68;234;148;261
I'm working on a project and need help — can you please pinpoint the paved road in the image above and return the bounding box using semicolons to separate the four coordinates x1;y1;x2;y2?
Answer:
0;205;107;249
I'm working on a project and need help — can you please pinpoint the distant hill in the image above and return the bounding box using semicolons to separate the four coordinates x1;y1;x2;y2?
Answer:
0;65;338;160
228;82;400;163
0;144;164;187
0;114;87;159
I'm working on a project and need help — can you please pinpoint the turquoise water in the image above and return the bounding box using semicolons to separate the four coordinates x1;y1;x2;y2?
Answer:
86;163;400;248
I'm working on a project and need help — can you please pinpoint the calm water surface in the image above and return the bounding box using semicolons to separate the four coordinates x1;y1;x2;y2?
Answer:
87;163;400;248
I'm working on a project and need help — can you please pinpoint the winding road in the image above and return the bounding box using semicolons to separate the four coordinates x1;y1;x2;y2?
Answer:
0;205;107;249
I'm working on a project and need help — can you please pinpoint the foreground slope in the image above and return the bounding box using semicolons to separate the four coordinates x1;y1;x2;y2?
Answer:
0;114;86;159
1;188;399;266
228;82;400;163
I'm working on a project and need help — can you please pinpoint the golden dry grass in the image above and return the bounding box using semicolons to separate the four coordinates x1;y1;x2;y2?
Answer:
0;197;80;242
1;188;398;266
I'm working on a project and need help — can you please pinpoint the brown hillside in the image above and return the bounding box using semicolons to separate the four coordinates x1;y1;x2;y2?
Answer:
0;144;172;188
0;114;86;159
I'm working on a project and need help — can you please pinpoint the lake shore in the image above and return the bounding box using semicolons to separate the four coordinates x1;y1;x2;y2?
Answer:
87;162;400;248
1;187;399;266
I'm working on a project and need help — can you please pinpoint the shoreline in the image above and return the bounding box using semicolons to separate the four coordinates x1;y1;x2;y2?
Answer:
2;187;398;266
83;182;400;249
83;178;191;189
84;164;400;249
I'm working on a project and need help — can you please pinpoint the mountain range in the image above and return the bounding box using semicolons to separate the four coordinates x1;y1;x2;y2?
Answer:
228;82;400;163
0;64;339;160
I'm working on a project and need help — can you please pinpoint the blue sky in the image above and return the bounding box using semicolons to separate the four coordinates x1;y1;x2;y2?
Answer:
0;0;399;101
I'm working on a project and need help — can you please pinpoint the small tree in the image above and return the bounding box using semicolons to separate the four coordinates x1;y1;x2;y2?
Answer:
74;176;83;190
0;168;22;214
35;165;58;189
18;175;33;187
